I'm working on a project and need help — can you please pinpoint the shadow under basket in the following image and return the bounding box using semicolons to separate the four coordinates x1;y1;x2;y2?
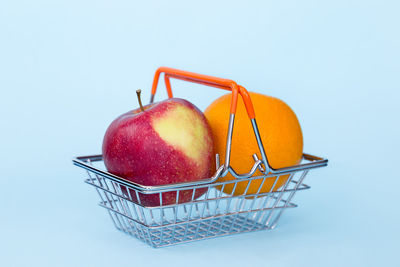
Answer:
73;153;327;248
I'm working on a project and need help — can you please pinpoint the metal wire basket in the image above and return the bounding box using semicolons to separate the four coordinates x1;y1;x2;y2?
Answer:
73;67;328;248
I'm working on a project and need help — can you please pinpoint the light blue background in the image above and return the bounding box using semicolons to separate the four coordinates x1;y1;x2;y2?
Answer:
1;0;399;266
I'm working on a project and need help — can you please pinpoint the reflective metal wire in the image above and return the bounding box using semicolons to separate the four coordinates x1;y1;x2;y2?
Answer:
77;154;326;247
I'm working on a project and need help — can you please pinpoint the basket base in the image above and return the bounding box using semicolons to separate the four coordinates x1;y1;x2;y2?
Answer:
107;208;284;248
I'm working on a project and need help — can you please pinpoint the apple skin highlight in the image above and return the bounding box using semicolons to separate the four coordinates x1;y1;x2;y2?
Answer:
102;98;214;207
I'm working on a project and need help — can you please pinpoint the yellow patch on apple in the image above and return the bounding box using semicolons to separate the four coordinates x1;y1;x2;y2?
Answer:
152;105;207;162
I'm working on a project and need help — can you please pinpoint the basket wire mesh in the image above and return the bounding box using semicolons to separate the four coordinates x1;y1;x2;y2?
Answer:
74;154;325;248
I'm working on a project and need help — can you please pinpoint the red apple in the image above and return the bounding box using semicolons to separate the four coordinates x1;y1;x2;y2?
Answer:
102;97;214;207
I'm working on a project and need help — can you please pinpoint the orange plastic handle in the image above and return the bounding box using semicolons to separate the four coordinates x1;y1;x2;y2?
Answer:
151;67;256;119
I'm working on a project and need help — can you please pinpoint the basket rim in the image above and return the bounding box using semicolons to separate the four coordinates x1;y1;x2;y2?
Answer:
72;153;327;193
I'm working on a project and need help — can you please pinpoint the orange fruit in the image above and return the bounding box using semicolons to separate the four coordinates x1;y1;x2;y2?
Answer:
204;92;303;196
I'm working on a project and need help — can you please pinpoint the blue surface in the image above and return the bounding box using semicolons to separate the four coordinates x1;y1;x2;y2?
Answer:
1;0;399;266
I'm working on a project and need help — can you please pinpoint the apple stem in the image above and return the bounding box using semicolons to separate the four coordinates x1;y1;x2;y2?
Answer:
136;89;145;112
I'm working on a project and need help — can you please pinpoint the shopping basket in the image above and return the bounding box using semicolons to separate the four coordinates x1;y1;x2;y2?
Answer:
73;67;328;248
